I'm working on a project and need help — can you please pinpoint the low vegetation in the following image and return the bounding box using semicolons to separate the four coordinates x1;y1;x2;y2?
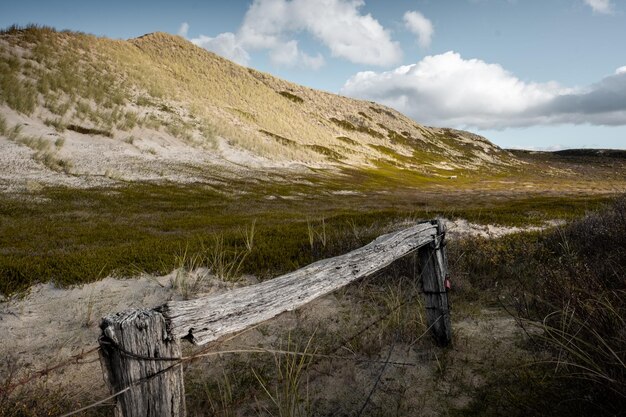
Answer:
450;196;626;416
329;117;385;140
0;189;623;416
278;91;304;104
0;179;611;296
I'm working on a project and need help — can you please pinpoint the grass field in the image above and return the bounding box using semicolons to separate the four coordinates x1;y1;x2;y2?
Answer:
0;149;623;416
2;193;623;417
0;171;615;296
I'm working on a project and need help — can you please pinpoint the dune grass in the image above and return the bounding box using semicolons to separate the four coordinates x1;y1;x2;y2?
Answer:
0;25;516;169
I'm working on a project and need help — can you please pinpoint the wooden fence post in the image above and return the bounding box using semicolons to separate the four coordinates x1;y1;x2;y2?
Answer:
99;309;186;417
95;222;450;416
419;219;452;346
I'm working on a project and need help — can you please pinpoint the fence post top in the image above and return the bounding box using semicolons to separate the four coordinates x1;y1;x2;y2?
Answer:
430;218;446;235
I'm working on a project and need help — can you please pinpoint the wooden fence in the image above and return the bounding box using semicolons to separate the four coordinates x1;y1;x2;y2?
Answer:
97;219;451;417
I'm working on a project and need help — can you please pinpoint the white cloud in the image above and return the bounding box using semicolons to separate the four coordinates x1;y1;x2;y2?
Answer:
238;0;402;67
268;40;325;69
237;0;287;50
269;40;300;66
180;1;401;69
178;22;189;38
341;51;626;129
616;66;626;75
403;11;434;48
300;52;326;70
341;51;558;129
189;32;250;66
584;0;614;14
295;0;402;66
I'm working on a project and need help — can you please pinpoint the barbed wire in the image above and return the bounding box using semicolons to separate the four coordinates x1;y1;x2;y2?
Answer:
7;231;448;416
57;289;445;417
357;334;397;417
57;313;444;417
0;346;101;396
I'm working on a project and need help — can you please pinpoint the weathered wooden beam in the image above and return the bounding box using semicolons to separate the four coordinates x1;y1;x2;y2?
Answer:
418;219;452;346
159;222;438;346
99;309;185;417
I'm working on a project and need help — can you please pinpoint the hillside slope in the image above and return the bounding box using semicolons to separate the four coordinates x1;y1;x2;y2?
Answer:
0;26;516;191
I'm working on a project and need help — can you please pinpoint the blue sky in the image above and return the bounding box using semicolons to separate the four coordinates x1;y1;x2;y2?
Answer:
1;0;625;150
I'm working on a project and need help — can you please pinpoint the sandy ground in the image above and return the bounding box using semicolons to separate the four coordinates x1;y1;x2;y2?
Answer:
0;105;317;194
445;218;564;239
0;269;260;401
0;275;175;397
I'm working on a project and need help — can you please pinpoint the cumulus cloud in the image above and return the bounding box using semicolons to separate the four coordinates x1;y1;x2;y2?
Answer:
178;22;189;38
189;32;250;66
268;40;325;69
540;70;626;124
584;0;614;14
239;0;402;66
181;0;401;69
403;11;433;48
340;51;626;129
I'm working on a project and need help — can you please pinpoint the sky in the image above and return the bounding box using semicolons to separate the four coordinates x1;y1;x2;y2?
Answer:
1;0;625;150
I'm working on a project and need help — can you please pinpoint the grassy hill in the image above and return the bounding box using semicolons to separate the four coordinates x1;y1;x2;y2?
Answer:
0;25;518;191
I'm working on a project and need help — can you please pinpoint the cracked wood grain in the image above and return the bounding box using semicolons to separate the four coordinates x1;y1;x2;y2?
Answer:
159;222;438;345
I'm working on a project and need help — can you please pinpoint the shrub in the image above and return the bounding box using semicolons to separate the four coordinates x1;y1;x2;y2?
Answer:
517;197;626;410
278;90;304;104
453;196;626;415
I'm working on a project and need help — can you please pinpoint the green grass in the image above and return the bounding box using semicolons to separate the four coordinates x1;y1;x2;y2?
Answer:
0;178;613;295
368;144;415;165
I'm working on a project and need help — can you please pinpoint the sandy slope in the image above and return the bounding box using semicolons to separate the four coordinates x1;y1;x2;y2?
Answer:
0;105;318;193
